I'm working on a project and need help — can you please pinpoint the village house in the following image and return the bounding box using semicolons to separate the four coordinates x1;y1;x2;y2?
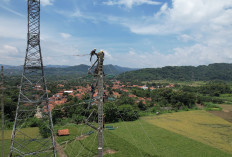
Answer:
140;85;148;90
113;92;121;98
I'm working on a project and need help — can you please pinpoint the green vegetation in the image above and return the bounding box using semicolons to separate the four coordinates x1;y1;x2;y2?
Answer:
144;110;232;154
53;112;232;157
118;63;232;81
204;102;222;111
151;88;196;110
0;128;41;157
2;63;232;156
2;109;232;156
3;64;135;80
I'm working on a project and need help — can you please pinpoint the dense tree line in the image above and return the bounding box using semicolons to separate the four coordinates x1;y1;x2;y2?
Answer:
118;63;232;81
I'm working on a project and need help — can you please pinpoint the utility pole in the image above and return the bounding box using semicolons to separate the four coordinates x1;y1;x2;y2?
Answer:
87;51;104;157
10;0;56;156
1;66;4;157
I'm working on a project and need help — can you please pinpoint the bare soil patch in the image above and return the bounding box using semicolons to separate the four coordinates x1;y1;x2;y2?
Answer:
94;149;117;157
75;135;88;141
219;104;232;112
196;104;204;109
208;111;232;123
56;143;67;157
103;149;117;155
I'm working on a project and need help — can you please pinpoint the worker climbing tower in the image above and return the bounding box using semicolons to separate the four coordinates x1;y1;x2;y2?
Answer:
88;50;105;157
10;0;56;156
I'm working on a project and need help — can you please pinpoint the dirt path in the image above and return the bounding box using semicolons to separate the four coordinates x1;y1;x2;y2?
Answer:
103;149;117;155
196;104;204;109
94;149;116;157
75;135;88;141
56;143;67;157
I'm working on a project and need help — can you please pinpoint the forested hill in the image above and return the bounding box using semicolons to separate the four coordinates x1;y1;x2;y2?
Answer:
118;63;232;81
1;64;137;80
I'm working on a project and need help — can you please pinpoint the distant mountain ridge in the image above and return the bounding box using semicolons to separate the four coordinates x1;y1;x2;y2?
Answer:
118;63;232;81
1;64;137;78
3;63;232;81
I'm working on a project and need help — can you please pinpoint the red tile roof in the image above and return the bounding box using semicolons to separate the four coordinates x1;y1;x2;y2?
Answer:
57;84;64;87
57;129;70;136
121;89;129;92
138;97;145;101
113;92;121;98
128;94;137;98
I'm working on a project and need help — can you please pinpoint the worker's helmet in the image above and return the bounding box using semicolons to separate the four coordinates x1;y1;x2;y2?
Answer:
94;48;96;50
100;50;103;53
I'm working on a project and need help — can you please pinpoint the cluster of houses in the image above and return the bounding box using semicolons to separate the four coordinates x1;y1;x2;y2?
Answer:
47;81;175;111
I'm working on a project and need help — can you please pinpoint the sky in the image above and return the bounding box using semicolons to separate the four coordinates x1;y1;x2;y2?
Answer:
0;0;232;68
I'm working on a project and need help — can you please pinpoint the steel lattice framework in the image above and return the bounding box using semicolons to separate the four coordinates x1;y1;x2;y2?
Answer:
87;52;104;157
96;53;104;157
10;0;56;156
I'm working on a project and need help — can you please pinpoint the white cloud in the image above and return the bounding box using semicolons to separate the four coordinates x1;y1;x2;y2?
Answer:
2;0;54;7
100;0;232;67
124;0;232;35
105;42;232;68
0;44;24;65
0;5;25;17
56;8;97;23
60;33;71;39
103;0;161;8
177;34;193;42
103;50;113;60
72;9;82;17
40;0;54;6
0;17;26;39
0;45;19;55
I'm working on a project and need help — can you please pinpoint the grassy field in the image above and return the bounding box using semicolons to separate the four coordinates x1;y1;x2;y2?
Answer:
56;112;232;157
0;127;56;157
1;111;232;157
0;127;40;157
143;110;232;154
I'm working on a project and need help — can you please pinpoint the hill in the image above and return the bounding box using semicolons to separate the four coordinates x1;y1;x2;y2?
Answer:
1;64;137;80
118;63;232;81
3;63;232;81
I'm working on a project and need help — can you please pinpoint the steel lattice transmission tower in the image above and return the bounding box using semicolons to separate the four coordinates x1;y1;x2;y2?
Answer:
87;51;104;157
10;0;56;156
97;53;104;157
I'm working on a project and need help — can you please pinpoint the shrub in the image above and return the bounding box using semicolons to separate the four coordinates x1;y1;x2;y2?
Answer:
118;105;139;121
38;121;51;138
104;102;119;123
204;102;222;111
